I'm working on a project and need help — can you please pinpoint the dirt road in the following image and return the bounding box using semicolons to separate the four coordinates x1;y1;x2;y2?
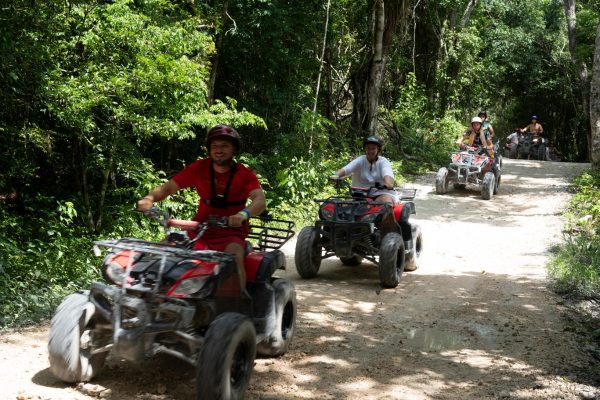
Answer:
1;159;599;400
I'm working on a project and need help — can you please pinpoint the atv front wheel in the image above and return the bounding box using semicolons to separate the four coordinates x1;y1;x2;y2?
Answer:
295;226;322;278
435;168;449;194
481;171;495;200
509;145;518;159
340;255;363;266
257;279;297;357
197;313;256;400
404;226;423;272
48;291;109;382
378;232;405;288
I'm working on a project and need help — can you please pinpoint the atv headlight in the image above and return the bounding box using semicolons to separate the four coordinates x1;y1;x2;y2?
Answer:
168;276;210;297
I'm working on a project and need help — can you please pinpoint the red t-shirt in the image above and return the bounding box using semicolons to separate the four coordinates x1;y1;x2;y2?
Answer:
172;158;261;238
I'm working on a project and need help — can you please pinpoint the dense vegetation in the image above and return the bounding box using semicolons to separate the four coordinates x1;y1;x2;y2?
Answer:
0;0;599;328
549;170;600;298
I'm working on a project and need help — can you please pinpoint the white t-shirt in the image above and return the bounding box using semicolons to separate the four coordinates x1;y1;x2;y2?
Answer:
342;155;395;188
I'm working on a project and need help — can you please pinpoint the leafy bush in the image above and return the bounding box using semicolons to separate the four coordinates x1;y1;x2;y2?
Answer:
0;205;99;328
548;170;600;299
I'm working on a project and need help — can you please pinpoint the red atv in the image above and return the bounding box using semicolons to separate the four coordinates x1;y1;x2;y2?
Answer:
436;145;501;200
295;179;423;288
48;207;296;400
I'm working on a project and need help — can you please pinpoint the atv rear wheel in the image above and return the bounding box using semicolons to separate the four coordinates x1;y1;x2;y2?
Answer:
378;232;405;288
340;255;363;266
257;279;297;357
435;168;449;194
197;313;256;400
48;291;109;382
295;226;322;279
404;226;423;272
481;171;495;200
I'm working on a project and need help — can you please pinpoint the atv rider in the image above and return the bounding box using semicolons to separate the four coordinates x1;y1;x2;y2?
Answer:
460;117;494;155
332;135;397;205
137;125;266;290
505;128;521;152
478;111;495;139
522;115;544;135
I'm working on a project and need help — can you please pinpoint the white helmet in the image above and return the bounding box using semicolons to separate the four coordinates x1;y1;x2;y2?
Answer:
471;116;483;124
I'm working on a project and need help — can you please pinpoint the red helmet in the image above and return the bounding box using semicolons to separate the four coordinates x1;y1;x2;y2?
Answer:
206;125;240;150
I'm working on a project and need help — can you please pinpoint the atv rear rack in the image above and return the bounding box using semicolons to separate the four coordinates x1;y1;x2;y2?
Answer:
247;217;295;250
397;188;417;201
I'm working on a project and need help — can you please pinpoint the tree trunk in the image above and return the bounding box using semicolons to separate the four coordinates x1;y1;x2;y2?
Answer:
366;0;386;134
94;140;115;232
208;0;230;105
459;0;478;30
563;0;591;160
350;0;407;137
563;0;576;54
591;23;600;170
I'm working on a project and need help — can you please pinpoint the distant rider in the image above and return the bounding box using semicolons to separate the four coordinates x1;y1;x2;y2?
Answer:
505;128;521;152
522;115;544;136
478;111;495;139
331;136;397;205
137;125;266;290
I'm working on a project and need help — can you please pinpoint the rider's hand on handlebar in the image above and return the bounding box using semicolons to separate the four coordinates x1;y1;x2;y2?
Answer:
137;196;153;212
329;174;340;182
228;212;247;228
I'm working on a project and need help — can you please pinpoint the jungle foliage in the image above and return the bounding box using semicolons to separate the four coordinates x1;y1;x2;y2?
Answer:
549;170;600;298
0;0;599;328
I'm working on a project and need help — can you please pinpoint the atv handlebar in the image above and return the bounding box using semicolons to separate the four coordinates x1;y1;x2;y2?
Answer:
138;206;295;250
141;206;230;231
329;176;391;191
167;219;199;230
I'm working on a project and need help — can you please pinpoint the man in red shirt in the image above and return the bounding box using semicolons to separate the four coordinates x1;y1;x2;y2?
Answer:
137;125;266;289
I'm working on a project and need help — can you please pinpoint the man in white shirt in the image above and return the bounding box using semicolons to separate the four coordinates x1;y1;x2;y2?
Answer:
332;136;397;204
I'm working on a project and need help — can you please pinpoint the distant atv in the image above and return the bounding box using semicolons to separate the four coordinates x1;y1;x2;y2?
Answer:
48;208;296;400
295;179;423;288
516;131;547;160
504;129;521;159
436;145;501;200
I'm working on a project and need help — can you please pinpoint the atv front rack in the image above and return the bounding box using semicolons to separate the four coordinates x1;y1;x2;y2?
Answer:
94;238;234;263
247;217;295;250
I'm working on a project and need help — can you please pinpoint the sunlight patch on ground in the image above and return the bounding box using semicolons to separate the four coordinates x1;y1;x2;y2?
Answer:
522;304;542;311
316;335;347;343
324;299;350;313
300;354;353;368
302;311;334;324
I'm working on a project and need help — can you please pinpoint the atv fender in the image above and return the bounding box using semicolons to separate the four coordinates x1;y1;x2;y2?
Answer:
393;202;415;223
245;250;286;283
